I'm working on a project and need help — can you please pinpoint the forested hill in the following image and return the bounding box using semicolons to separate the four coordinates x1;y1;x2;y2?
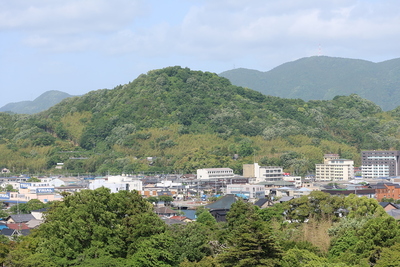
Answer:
2;66;400;175
0;90;74;114
219;56;400;111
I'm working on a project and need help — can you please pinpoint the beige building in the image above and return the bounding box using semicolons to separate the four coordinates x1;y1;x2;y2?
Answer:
315;154;354;181
243;163;283;183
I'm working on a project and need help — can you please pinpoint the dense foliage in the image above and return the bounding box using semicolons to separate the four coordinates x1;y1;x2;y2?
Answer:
1;66;400;175
1;190;399;266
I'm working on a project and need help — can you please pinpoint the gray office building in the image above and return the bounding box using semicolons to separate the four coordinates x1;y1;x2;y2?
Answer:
361;150;400;178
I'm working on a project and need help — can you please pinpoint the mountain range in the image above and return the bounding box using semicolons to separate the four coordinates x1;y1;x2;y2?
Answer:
2;66;400;176
219;56;400;111
0;90;75;114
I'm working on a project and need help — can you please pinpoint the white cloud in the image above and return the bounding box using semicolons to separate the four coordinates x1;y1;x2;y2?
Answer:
2;0;400;65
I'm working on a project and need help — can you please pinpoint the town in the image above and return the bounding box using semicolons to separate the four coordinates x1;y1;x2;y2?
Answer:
1;149;399;239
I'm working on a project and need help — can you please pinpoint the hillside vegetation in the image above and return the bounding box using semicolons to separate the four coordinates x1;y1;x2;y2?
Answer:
219;56;400;111
1;66;400;175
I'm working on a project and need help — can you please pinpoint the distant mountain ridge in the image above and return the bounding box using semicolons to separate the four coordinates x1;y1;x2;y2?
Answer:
0;90;75;114
219;56;400;111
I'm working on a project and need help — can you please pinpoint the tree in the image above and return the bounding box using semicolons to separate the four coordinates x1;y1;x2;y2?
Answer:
217;220;282;267
7;188;166;265
127;233;177;267
10;199;48;214
196;211;217;227
159;195;174;206
281;248;327;267
169;223;214;263
218;200;282;266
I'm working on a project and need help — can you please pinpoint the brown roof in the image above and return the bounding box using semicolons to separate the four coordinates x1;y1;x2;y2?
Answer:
155;206;177;214
7;223;30;230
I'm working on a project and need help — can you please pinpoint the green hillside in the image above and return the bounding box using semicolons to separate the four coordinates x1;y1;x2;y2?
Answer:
219;56;400;111
1;66;400;175
0;90;74;114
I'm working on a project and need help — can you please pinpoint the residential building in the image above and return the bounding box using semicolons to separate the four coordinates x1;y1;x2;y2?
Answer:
243;163;283;183
315;154;354;181
197;168;234;180
374;182;400;201
361;150;400;178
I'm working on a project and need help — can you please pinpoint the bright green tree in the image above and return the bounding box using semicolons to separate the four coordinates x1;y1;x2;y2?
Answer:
7;188;166;265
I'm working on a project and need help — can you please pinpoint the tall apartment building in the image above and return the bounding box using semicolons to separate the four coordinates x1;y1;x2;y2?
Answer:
315;154;354;181
243;163;283;183
361;150;400;179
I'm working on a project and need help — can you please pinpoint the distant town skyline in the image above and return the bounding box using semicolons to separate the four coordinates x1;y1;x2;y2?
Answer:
1;0;400;107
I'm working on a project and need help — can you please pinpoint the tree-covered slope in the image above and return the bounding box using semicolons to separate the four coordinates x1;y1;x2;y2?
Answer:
219;56;400;111
0;90;75;114
1;66;400;175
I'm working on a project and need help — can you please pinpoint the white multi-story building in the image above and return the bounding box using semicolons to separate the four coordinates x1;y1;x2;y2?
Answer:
226;184;265;199
89;175;143;193
197;168;234;180
315;154;354;181
282;176;302;187
243;163;283;183
361;150;400;179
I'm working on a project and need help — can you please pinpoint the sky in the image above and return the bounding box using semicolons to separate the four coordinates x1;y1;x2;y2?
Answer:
1;0;400;107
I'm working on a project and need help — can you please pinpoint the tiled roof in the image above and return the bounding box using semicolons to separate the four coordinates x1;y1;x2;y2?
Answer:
254;198;269;207
7;223;30;230
155;207;176;214
0;228;16;236
7;214;35;223
205;194;237;210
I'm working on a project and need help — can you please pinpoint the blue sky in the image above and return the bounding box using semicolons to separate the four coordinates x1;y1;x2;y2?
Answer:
1;0;400;107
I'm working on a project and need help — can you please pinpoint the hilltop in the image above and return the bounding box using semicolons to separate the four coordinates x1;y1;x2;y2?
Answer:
0;90;75;114
219;56;400;111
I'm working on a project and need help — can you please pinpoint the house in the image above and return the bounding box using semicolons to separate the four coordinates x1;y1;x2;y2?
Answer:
205;194;238;222
154;206;178;217
254;198;272;208
379;202;400;211
26;219;43;229
0;228;18;239
170;215;193;223
374;183;400;201
6;214;35;224
31;208;47;220
7;223;30;230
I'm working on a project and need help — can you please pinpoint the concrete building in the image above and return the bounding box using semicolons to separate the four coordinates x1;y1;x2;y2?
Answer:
315;154;354;181
226;184;265;199
197;168;234;180
361;150;400;179
89;175;143;193
282;176;302;187
243;163;283;183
